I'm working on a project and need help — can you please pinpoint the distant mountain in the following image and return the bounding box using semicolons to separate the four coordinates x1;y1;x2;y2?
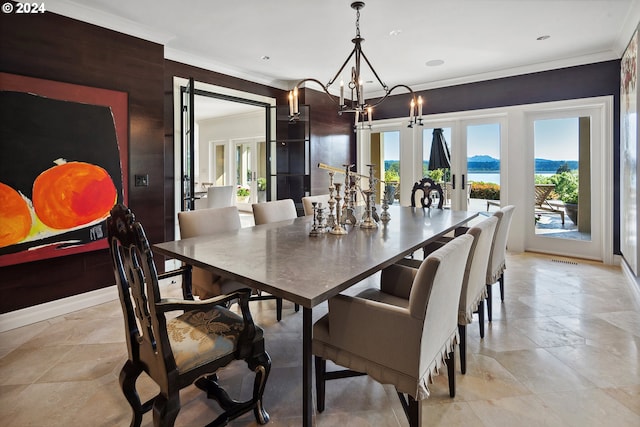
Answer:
468;155;496;163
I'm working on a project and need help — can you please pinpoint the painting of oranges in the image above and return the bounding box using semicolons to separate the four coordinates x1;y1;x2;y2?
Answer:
0;75;127;266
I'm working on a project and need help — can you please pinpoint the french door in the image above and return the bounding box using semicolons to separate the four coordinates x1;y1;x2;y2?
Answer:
422;118;503;211
525;107;603;259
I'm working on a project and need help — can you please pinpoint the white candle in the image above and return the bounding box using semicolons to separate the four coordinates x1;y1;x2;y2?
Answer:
293;86;299;115
418;96;423;119
340;80;344;106
368;107;372;126
289;91;294;116
359;80;364;106
410;99;415;120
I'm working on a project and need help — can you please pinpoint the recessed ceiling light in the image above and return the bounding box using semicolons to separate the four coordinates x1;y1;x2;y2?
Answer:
425;59;444;67
536;35;550;41
389;29;402;36
261;55;270;60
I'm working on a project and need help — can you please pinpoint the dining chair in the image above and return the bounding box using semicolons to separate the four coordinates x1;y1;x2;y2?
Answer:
410;177;445;209
178;206;288;321
301;194;331;216
207;185;235;209
107;204;270;427
251;199;300;320
252;198;298;224
313;233;474;427
395;216;498;374
486;204;516;321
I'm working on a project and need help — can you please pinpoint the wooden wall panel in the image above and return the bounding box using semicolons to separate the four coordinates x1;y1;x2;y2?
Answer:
0;11;165;312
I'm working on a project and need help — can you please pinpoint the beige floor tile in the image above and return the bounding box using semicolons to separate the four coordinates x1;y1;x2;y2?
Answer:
537;387;640;426
467;394;566;427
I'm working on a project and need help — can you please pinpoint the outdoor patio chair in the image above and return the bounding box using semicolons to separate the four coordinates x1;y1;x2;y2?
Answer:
535;184;564;224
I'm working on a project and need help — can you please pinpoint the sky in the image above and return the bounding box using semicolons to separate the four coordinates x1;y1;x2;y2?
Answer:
382;118;580;161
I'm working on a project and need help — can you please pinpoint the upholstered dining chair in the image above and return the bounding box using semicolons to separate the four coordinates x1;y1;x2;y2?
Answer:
178;206;288;321
313;233;474;427
251;199;300;320
301;194;331;216
206;185;234;209
486;205;516;321
107;204;271;427
252;198;298;224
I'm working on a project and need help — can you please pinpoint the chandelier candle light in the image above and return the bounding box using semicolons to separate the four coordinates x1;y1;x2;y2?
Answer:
288;1;424;130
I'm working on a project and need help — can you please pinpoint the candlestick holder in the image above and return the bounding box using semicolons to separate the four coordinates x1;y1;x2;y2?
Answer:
327;171;336;229
360;188;378;229
330;183;348;235
380;188;391;222
309;202;322;236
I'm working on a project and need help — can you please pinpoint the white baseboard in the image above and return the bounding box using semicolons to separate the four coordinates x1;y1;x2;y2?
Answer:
0;285;118;333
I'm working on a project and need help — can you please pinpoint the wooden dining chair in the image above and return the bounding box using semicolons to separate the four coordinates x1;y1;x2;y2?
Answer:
486;205;516;321
251;199;300;320
107;204;270;427
410;177;445;209
313;233;474;426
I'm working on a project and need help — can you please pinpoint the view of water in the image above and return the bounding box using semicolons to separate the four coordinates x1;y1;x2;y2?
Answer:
468;172;556;185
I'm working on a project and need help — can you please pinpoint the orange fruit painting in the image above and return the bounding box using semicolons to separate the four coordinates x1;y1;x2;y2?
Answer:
32;160;117;230
0;182;32;247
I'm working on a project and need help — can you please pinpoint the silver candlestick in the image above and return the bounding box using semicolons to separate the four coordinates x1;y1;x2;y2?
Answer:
330;183;348;235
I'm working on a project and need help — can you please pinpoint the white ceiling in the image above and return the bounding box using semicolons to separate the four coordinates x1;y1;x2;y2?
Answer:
48;0;640;115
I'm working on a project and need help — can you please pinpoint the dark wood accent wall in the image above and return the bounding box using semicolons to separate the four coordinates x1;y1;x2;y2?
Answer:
0;10;164;313
302;88;355;195
373;61;622;254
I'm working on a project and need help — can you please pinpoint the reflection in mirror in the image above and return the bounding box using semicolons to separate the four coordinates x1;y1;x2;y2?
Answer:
533;116;591;241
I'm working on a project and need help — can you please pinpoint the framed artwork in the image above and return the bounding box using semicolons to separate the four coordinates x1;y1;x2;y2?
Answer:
621;27;639;275
0;73;128;267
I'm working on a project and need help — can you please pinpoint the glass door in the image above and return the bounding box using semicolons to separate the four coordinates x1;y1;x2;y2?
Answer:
180;77;195;211
423;120;502;211
526;108;602;259
234;138;267;205
370;130;400;204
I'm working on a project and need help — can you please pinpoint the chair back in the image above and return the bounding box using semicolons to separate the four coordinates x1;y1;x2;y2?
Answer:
412;234;474;375
178;206;241;238
410;177;444;209
302;194;331;216
178;206;242;299
252;199;298;225
534;184;555;208
207;185;234;209
106;204;172;378
487;205;516;284
459;216;498;324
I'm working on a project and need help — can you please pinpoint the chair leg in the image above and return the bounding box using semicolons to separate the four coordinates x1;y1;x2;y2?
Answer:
276;298;283;322
446;350;456;398
251;353;271;425
478;300;485;339
499;273;505;302
119;360;146;427
315;356;326;412
486;284;493;322
295;303;300;312
153;391;180;427
458;324;466;375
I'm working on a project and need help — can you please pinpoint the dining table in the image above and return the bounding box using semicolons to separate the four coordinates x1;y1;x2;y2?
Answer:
154;205;478;426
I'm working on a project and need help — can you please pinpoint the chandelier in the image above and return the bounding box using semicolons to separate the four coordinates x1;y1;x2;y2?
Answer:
288;1;423;130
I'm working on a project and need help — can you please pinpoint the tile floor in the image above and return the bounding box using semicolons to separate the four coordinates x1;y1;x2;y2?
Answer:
0;252;639;426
